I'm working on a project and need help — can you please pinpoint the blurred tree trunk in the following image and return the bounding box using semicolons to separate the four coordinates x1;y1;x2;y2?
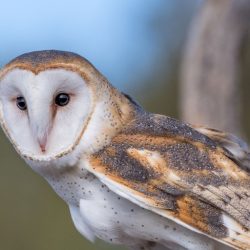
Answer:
180;0;250;136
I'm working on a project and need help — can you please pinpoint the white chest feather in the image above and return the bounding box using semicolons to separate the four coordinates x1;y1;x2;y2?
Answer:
42;166;218;250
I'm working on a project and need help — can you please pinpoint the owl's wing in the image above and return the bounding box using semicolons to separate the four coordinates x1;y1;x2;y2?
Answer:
193;126;250;172
86;113;250;250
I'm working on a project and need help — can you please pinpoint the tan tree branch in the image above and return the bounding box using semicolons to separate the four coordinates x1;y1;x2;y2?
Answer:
180;0;250;135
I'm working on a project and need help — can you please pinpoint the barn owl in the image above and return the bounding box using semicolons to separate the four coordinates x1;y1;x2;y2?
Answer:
0;50;249;250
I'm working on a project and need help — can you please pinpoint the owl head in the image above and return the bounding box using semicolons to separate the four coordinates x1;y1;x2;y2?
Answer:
0;50;133;168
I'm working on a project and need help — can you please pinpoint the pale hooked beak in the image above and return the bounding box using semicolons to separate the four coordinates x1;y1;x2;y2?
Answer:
38;135;48;153
28;100;52;154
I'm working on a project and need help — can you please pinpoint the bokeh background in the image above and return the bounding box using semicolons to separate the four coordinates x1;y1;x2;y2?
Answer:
0;1;249;250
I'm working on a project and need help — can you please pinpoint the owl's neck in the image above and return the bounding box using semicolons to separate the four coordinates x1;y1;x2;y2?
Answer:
80;87;137;156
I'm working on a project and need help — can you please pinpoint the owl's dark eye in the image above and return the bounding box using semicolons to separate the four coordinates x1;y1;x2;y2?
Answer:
16;96;27;110
55;93;70;107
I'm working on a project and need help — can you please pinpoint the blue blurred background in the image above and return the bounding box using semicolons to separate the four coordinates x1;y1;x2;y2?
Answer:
0;0;200;100
0;1;202;250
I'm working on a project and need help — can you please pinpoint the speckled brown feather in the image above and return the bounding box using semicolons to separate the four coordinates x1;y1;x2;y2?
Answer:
192;126;250;172
88;110;250;250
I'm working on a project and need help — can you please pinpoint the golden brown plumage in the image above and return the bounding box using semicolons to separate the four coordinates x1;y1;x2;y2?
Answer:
86;106;250;250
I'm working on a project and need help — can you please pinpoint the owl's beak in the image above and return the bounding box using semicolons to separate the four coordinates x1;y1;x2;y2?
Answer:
28;104;52;154
38;136;47;153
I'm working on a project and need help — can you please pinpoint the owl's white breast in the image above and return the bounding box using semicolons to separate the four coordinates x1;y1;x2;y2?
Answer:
39;161;217;250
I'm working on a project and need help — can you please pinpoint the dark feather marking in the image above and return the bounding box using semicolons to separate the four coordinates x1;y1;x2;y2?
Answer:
94;144;179;210
96;143;156;183
163;143;215;171
106;139;226;186
122;93;141;108
176;196;228;238
158;183;185;196
124;113;217;149
193;126;250;172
